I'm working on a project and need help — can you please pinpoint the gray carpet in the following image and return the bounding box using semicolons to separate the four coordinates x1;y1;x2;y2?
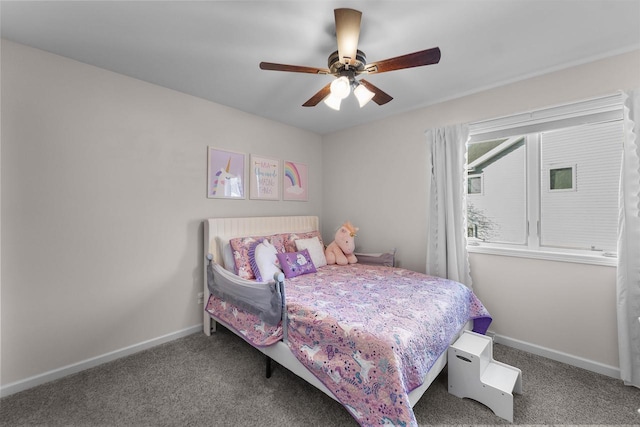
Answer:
1;327;639;426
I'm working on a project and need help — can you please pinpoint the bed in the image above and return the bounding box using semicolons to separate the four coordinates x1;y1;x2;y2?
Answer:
203;215;491;426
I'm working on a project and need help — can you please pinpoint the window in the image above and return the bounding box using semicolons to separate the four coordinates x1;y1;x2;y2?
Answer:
538;122;622;252
548;165;575;191
466;94;624;264
467;136;526;245
467;175;483;195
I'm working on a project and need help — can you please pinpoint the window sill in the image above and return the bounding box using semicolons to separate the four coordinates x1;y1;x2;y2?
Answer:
467;244;617;267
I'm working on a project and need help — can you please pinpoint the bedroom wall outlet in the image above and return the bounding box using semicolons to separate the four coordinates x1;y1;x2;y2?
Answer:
197;292;204;304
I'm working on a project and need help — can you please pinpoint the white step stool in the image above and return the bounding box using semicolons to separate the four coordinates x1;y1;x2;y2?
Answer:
448;330;522;422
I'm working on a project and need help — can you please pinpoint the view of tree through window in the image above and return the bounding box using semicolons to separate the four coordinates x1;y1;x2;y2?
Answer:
466;137;526;245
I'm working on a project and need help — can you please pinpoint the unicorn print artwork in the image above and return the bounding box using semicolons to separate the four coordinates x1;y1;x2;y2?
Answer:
211;157;242;198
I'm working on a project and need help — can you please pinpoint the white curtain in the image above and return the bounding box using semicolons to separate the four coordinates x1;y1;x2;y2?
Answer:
617;89;640;388
425;124;472;287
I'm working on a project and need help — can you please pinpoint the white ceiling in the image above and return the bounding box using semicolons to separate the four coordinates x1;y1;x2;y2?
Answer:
2;1;639;135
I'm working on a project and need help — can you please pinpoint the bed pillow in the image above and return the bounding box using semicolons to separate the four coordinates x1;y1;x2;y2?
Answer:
216;237;237;272
276;249;317;278
280;230;324;253
248;239;282;282
230;234;285;280
295;236;327;268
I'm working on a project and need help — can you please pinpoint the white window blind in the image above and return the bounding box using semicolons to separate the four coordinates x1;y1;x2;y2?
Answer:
468;93;623;143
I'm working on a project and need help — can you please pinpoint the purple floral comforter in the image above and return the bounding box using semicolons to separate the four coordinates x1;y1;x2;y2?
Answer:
206;264;491;426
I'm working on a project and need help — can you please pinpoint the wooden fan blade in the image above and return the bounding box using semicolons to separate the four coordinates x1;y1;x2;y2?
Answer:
302;82;332;107
359;79;393;105
364;47;441;74
260;62;329;75
334;8;362;66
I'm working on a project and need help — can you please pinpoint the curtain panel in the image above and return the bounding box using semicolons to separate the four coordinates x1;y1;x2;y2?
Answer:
425;124;472;287
617;89;640;388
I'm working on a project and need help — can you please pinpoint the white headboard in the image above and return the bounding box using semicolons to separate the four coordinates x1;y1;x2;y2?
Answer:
204;215;320;265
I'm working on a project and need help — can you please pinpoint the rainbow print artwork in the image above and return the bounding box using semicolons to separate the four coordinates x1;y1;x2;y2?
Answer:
284;161;308;201
284;161;302;188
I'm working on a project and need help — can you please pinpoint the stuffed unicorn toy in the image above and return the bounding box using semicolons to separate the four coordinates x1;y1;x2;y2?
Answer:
325;221;359;265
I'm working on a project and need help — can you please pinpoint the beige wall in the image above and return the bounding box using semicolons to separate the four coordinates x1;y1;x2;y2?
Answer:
469;254;618;367
322;49;640;372
0;40;323;387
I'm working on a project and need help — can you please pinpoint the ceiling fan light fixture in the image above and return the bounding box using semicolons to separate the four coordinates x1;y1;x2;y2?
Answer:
354;83;375;107
323;93;342;110
330;76;351;99
260;8;440;109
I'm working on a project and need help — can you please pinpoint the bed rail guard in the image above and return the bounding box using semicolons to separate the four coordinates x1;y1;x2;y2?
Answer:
355;248;396;267
206;254;288;334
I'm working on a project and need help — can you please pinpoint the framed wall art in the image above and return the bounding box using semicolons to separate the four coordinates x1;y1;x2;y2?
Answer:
207;147;245;199
283;160;308;201
250;155;280;200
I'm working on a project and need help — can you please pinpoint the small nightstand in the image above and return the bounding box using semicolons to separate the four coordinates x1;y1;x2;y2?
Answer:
448;330;522;422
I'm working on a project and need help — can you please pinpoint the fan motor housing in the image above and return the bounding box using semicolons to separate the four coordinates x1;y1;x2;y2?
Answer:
328;50;366;75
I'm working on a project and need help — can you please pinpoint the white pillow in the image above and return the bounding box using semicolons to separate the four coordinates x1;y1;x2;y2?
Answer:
249;239;282;282
295;236;327;268
216;237;236;274
217;237;236;272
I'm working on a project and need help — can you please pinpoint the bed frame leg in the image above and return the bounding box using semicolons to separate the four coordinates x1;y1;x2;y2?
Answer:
266;356;273;378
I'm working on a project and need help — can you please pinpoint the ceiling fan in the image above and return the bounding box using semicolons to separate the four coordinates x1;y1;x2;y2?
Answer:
259;8;441;110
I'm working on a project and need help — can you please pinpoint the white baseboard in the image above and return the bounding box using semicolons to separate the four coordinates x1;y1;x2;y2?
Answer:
0;325;201;398
2;326;621;398
493;332;621;379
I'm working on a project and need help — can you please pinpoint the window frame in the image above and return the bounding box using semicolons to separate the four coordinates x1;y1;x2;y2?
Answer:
466;94;623;267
